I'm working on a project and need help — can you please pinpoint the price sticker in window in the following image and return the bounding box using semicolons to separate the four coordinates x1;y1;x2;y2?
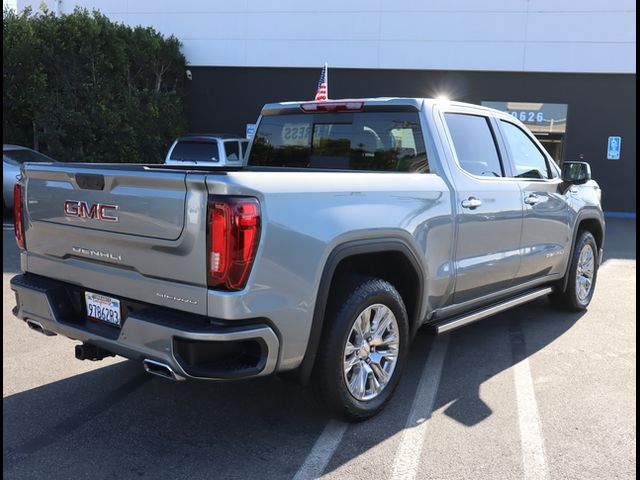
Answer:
281;124;312;146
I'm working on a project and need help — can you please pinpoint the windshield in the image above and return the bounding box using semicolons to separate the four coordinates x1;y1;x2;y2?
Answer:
170;141;219;162
3;149;53;165
248;111;429;173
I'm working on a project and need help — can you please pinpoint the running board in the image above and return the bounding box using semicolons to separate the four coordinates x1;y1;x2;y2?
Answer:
431;287;554;334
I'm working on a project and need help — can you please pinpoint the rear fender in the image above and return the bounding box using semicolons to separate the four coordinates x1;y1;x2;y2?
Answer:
297;237;425;384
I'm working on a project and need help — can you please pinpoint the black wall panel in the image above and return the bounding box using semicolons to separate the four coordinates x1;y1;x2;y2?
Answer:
186;67;636;213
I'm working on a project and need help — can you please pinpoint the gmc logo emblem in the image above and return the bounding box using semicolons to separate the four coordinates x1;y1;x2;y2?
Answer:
64;201;119;222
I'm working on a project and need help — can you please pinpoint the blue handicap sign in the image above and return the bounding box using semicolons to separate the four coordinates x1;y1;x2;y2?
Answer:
246;123;257;140
607;136;621;160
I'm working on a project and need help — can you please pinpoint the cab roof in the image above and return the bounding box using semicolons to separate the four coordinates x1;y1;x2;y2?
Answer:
260;97;499;116
176;133;246;142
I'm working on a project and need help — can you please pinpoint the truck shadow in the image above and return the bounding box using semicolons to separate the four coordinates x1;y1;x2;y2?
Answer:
3;298;585;480
321;298;586;473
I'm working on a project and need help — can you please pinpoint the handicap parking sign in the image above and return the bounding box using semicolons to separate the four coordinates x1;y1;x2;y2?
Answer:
607;136;621;160
246;123;257;140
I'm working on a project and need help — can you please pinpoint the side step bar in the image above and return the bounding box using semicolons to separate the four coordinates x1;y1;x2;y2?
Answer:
431;287;554;334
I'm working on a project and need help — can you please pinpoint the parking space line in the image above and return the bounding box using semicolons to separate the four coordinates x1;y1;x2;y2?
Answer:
292;420;348;480
513;357;548;480
510;318;549;480
390;335;449;480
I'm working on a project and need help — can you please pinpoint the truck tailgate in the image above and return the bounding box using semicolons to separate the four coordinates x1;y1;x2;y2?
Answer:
21;163;210;314
26;164;186;240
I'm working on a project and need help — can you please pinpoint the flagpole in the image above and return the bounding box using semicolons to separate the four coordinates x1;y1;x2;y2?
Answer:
325;62;329;100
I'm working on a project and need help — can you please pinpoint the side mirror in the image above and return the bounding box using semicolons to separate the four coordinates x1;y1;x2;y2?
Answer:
562;161;591;184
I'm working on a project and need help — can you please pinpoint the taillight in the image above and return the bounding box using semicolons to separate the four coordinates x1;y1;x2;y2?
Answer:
13;182;25;249
300;101;364;112
208;197;261;290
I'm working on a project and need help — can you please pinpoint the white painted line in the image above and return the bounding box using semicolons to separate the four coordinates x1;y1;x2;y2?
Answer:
601;258;637;268
513;358;549;480
293;420;348;480
390;335;449;480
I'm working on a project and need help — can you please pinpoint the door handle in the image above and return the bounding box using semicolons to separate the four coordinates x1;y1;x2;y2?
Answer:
461;197;482;209
524;194;541;205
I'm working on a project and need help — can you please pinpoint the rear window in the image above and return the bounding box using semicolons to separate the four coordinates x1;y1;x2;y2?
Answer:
248;112;429;173
3;149;53;165
444;113;503;178
224;141;241;161
170;141;219;162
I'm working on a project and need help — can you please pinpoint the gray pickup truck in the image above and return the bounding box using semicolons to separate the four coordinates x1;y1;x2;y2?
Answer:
11;98;604;420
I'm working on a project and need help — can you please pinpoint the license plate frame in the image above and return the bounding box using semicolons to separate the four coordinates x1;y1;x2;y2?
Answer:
84;291;122;328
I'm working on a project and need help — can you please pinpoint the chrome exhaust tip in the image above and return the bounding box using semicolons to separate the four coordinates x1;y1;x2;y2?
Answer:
142;359;184;381
26;319;57;336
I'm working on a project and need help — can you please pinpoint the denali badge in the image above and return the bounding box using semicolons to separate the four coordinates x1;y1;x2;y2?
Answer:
72;246;122;262
64;201;119;222
156;292;198;305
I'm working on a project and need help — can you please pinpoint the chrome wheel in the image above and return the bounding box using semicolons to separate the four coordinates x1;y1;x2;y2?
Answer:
343;304;400;401
576;244;595;302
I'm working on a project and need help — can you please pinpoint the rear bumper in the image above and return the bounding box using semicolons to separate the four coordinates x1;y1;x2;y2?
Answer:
10;273;280;380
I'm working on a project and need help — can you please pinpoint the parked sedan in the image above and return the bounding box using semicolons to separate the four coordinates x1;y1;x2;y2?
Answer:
164;134;249;166
3;144;55;213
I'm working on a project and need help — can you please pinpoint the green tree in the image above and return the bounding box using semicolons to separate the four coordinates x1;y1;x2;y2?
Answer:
3;7;187;163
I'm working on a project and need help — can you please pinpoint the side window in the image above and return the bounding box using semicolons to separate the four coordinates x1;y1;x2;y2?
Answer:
224;141;240;161
444;113;503;177
240;140;249;159
500;121;551;179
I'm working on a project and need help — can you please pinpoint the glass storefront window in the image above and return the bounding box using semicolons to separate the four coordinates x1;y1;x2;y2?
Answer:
481;101;568;135
482;101;569;164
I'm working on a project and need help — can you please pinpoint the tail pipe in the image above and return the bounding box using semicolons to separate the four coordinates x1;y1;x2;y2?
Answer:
26;319;57;336
142;359;184;381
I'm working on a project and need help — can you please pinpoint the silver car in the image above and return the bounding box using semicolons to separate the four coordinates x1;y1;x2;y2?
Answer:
3;144;54;213
164;134;250;166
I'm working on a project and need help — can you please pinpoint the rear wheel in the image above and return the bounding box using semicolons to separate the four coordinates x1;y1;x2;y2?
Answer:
550;231;599;311
314;277;409;421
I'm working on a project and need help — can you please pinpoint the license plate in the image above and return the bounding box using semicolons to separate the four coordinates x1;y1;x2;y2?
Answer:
85;292;121;327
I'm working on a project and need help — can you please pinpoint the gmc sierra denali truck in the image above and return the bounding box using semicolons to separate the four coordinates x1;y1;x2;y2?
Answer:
10;98;604;421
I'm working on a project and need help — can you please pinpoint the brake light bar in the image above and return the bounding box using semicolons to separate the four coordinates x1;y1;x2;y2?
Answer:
300;101;364;112
13;182;25;249
208;197;261;291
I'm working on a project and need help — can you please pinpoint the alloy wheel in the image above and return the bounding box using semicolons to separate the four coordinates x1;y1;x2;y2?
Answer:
342;304;400;401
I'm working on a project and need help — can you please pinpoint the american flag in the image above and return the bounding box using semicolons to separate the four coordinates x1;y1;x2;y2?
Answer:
314;63;328;101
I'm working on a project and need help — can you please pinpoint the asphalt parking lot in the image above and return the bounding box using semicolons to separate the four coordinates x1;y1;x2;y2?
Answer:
2;219;636;480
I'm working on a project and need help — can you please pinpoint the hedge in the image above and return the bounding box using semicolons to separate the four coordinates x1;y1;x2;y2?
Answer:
3;7;187;163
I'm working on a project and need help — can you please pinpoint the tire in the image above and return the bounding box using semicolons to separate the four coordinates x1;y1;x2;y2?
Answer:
549;230;599;311
313;276;410;422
